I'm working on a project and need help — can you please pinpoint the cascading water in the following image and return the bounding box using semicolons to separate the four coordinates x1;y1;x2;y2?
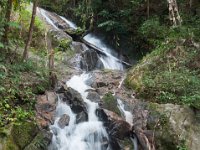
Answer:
59;16;77;30
39;7;124;70
117;99;133;126
117;99;138;150
49;74;110;150
38;8;59;30
38;9;135;149
83;34;124;70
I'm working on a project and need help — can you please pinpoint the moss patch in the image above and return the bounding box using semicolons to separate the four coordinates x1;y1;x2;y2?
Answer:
102;92;121;115
11;122;38;149
24;131;51;150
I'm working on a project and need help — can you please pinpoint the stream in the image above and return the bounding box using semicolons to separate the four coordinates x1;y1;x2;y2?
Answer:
38;8;136;150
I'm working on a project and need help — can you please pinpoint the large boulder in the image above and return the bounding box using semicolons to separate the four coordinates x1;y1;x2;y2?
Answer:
101;92;121;115
96;108;132;150
147;103;200;150
80;50;99;71
64;87;87;114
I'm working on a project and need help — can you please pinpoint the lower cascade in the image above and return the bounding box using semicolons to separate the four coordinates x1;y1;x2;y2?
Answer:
49;74;110;150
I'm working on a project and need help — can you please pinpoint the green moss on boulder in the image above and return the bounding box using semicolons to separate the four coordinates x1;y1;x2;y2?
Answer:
102;92;121;115
24;131;52;150
11;122;38;149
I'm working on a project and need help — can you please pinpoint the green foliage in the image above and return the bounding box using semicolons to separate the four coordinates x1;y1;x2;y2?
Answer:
55;39;72;51
18;8;46;48
39;0;70;15
139;17;167;45
0;55;49;127
177;140;188;150
126;40;200;109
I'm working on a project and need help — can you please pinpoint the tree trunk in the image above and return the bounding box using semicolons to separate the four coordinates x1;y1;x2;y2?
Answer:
147;0;150;19
167;0;182;26
3;0;12;46
22;0;38;61
49;49;57;88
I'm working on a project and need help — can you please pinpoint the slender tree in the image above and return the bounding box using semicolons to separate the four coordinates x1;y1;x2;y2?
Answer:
167;0;182;26
3;0;12;46
22;0;38;60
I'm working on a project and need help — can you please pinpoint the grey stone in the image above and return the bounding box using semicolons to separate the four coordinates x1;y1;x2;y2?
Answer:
76;111;88;124
58;114;70;129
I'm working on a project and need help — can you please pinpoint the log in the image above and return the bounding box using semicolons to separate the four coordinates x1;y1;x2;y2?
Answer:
81;38;132;67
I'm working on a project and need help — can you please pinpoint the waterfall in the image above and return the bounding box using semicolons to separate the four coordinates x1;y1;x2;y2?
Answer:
83;34;124;70
39;7;124;70
49;74;110;150
38;8;59;30
59;16;77;30
38;9;135;149
117;99;133;126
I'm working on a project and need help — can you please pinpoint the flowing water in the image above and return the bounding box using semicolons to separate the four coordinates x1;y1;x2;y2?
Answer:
38;8;59;30
49;74;110;150
83;34;124;70
39;9;135;150
59;16;77;30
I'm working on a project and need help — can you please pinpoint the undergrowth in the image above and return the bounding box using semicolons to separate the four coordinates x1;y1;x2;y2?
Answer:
126;39;200;109
0;55;49;127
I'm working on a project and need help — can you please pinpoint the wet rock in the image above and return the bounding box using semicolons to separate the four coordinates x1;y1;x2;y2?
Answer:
96;109;131;139
80;50;99;71
76;111;88;124
71;41;89;53
96;108;132;150
64;87;87;114
56;85;68;93
46;91;57;104
58;114;70;129
86;91;101;103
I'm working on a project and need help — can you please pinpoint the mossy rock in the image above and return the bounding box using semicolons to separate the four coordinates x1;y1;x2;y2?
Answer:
119;138;134;150
3;137;19;150
0;126;19;150
147;103;179;150
24;131;52;150
11;122;39;149
102;92;121;115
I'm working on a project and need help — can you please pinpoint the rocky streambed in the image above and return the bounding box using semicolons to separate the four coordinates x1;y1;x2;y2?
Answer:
1;6;199;150
35;7;200;150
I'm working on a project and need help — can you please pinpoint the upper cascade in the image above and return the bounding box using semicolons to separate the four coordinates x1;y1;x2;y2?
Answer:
38;7;124;71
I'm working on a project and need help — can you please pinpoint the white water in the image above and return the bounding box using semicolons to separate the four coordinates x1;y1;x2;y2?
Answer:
117;99;138;150
59;16;77;29
117;99;133;126
49;73;109;150
38;8;59;30
39;8;123;70
83;34;124;70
